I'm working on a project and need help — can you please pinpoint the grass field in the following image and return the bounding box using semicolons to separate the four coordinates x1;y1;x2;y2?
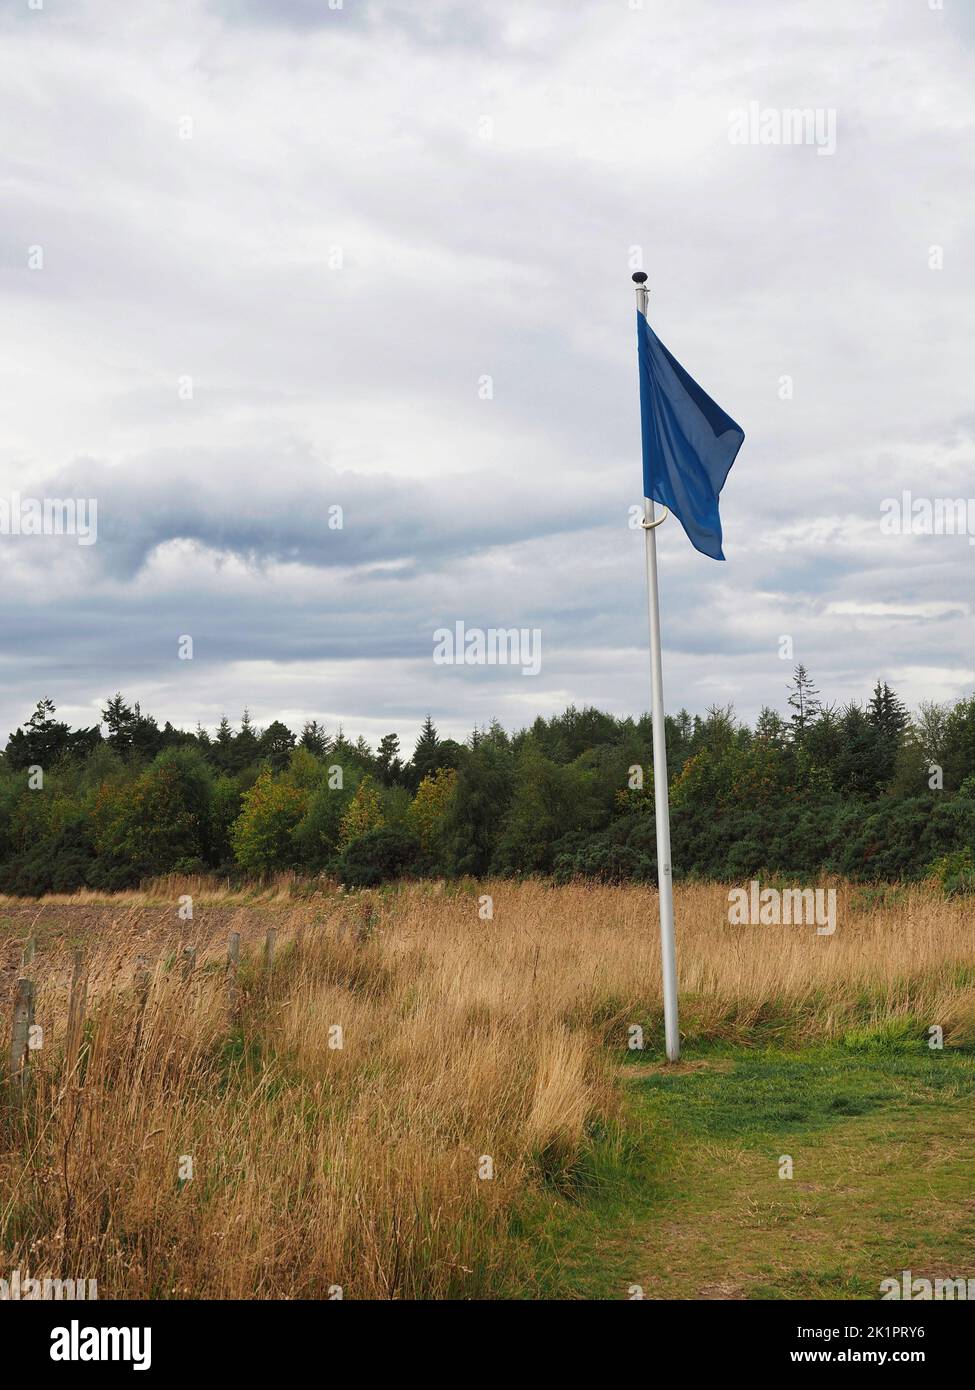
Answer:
1;879;973;1299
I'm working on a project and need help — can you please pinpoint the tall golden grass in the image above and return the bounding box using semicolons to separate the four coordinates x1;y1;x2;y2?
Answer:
1;879;972;1299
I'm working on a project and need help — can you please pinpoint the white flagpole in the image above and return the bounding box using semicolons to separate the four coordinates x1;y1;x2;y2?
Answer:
633;271;680;1062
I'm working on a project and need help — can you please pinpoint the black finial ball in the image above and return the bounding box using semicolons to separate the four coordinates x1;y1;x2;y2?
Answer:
631;271;648;284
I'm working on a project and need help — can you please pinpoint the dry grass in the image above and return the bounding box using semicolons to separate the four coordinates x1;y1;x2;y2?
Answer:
1;878;972;1299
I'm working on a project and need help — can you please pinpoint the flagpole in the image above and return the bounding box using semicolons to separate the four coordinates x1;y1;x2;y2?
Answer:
633;271;680;1063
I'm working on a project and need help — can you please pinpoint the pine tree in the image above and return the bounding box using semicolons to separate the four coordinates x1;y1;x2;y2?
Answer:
867;681;908;742
258;720;296;772
754;705;787;744
867;681;909;789
408;715;441;790
102;693;136;755
235;709;259;766
4;699;76;770
300;719;329;756
787;665;821;739
376;733;402;785
214;715;235;773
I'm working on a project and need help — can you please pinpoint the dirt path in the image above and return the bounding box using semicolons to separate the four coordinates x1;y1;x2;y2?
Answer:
566;1049;975;1300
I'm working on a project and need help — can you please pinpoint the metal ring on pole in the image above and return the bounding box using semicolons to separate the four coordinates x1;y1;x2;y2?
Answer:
640;507;670;531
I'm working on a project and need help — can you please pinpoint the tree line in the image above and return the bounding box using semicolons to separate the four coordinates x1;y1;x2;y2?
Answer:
1;666;973;895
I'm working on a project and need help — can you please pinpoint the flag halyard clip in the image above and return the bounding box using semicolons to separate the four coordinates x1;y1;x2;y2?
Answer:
640;507;669;531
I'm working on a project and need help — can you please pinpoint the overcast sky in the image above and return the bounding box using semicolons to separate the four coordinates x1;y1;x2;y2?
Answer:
1;0;972;753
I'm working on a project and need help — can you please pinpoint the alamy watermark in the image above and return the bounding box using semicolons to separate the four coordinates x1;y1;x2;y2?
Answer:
50;1320;150;1371
433;621;541;676
728;102;836;156
880;491;975;545
881;1269;975;1300
1;1268;98;1300
728;880;836;935
0;493;97;545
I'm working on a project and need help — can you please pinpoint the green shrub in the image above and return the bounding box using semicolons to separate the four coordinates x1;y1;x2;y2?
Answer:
335;827;421;887
926;847;975;897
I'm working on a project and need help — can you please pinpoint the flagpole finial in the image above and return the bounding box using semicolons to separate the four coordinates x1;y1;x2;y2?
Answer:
632;270;648;315
631;272;648;284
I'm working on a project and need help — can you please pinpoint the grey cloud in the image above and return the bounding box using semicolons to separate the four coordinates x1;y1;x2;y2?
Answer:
35;448;619;579
0;0;973;746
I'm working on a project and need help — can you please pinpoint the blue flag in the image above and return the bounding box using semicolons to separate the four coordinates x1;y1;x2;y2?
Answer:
637;311;744;561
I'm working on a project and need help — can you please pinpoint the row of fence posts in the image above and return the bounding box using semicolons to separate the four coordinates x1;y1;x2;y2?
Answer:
6;927;282;1091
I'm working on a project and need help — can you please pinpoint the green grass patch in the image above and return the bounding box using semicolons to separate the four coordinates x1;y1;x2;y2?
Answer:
510;1043;975;1299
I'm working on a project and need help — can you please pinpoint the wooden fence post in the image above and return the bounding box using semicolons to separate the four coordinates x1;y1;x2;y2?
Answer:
133;955;151;1051
64;949;88;1081
8;977;35;1088
22;935;36;969
227;932;241;1023
356;898;374;946
263;928;277;987
181;945;197;982
134;954;151;1003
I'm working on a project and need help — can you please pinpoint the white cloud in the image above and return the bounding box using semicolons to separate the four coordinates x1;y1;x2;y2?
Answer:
0;0;973;748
